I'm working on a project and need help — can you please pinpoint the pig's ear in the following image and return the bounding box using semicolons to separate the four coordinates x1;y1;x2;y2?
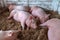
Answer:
46;14;51;18
47;14;51;16
45;14;50;18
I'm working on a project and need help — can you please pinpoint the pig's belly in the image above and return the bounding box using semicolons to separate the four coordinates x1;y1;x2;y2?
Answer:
13;14;20;22
13;13;28;22
48;28;60;40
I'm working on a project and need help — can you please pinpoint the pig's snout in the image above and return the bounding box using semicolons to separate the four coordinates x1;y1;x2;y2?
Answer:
7;32;13;36
31;22;37;29
33;25;37;29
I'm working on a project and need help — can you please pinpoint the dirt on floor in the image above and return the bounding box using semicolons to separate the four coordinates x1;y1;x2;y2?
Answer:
0;10;60;40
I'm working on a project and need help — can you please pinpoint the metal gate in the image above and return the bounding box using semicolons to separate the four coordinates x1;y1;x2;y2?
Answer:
0;0;60;14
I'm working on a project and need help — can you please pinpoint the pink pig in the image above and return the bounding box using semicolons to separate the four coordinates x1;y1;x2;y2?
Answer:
0;30;20;40
7;9;37;30
40;18;60;40
30;6;50;23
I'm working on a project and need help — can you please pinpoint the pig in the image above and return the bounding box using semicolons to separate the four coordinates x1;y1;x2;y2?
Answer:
30;6;50;23
40;18;60;40
0;30;20;40
7;9;37;30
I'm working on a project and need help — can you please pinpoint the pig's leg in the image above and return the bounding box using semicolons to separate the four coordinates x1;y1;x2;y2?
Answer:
27;26;29;30
21;21;25;30
7;12;15;19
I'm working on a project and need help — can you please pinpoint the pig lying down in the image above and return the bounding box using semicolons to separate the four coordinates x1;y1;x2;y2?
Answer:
40;18;60;40
30;6;50;23
7;9;37;30
0;30;20;40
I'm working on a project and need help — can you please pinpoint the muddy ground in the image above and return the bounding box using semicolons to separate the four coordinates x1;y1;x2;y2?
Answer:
0;9;60;40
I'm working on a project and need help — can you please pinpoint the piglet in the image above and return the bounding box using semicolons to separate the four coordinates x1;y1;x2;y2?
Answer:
40;18;60;40
30;6;50;23
0;30;20;40
7;9;37;30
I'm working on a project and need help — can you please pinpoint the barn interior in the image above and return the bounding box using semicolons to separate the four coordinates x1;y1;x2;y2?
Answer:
0;0;60;40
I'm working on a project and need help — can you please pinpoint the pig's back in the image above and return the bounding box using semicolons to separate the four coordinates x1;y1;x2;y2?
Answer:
48;27;60;40
37;8;46;16
18;11;30;17
47;18;60;28
13;11;31;22
32;8;46;17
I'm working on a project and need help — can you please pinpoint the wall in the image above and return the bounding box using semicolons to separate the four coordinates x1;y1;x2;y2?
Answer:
0;0;60;14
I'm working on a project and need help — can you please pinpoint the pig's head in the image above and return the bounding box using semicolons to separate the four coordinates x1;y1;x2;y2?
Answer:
29;16;37;29
7;3;16;12
31;19;37;29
